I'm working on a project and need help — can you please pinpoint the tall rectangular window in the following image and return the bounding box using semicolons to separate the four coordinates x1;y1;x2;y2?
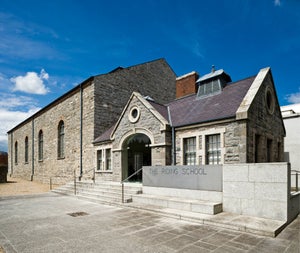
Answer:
267;139;273;162
255;134;260;163
184;137;196;165
15;141;18;164
25;137;28;163
58;121;64;159
97;150;102;171
106;149;111;170
38;130;43;161
206;134;221;164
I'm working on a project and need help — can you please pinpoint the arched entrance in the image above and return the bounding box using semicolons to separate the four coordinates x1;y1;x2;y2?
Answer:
122;133;151;182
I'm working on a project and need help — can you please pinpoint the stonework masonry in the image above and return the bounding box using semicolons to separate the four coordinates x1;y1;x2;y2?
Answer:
8;59;176;183
109;95;171;181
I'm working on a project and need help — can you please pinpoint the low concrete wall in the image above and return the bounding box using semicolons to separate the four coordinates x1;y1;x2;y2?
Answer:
143;165;222;191
223;163;290;221
143;186;222;202
289;192;300;222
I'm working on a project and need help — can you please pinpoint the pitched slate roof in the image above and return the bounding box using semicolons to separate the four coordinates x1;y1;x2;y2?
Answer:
168;76;255;127
93;125;115;143
94;75;256;143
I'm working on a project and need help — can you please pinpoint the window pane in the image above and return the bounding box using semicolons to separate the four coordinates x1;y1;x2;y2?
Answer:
39;131;43;161
184;137;196;165
206;134;221;165
25;137;28;163
106;149;111;170
58;121;64;158
97;150;102;170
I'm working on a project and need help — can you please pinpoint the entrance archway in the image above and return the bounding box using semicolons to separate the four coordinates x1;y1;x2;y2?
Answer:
122;133;151;182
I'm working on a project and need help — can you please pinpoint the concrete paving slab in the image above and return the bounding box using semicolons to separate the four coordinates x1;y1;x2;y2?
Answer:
0;192;299;253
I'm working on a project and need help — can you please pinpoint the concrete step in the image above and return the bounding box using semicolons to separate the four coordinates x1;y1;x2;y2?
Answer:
123;202;286;237
52;181;142;204
132;194;222;215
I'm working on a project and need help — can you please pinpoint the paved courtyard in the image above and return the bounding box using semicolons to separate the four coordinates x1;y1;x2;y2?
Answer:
0;192;299;253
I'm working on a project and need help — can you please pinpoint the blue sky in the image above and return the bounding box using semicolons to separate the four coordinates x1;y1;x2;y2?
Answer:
0;0;299;151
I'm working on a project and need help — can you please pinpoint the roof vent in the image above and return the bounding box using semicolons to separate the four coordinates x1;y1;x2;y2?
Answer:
196;67;231;99
211;65;216;73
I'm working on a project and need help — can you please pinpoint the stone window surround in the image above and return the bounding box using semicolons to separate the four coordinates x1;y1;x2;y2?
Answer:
178;127;225;165
95;144;113;173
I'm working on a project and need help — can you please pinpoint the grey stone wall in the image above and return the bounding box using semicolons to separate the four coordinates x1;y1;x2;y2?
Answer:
175;120;247;165
94;59;176;139
246;74;285;163
109;95;171;181
8;59;176;183
9;85;95;183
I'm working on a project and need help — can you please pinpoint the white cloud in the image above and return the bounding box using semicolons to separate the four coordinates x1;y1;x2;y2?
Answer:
10;69;50;94
274;0;281;6
285;89;300;104
0;107;40;151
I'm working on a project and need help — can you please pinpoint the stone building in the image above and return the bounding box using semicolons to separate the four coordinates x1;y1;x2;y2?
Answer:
281;103;300;171
94;66;285;182
7;59;176;182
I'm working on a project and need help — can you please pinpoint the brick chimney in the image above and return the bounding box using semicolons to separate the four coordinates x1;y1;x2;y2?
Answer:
176;71;199;98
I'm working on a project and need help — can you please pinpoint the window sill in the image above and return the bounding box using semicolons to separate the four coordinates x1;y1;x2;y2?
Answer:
95;170;113;173
57;157;65;160
38;159;43;163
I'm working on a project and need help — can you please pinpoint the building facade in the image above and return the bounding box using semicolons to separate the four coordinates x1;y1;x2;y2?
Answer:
94;67;285;182
7;59;176;182
281;103;300;171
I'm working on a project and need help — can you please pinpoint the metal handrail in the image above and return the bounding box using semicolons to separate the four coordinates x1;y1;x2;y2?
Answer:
78;167;96;183
121;167;143;203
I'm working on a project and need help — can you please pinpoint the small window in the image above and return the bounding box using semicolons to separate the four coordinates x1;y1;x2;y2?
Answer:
14;141;18;164
197;80;221;98
97;150;102;170
106;149;111;170
58;121;65;159
38;130;43;161
25;136;29;163
206;134;221;164
184;137;196;165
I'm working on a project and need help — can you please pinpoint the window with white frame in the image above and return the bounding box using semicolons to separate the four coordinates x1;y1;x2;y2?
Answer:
97;150;103;171
97;148;112;171
106;149;111;170
184;137;196;165
206;134;221;164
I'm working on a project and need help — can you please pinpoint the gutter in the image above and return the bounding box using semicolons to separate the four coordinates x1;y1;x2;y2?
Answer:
168;106;176;165
31;118;34;181
79;84;83;180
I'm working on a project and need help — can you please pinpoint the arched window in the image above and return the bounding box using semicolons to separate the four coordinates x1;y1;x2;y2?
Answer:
25;136;29;163
58;121;64;159
14;141;18;164
38;130;43;161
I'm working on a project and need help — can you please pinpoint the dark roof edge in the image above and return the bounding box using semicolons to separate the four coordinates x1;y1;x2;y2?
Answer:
94;58;177;78
7;76;94;134
173;116;236;128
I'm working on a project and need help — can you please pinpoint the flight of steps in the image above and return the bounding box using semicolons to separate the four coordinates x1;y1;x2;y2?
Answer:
53;181;222;215
52;181;143;204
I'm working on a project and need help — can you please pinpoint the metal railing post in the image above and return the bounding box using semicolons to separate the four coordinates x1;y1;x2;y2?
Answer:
74;170;77;195
296;172;298;192
121;182;124;203
93;169;95;184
